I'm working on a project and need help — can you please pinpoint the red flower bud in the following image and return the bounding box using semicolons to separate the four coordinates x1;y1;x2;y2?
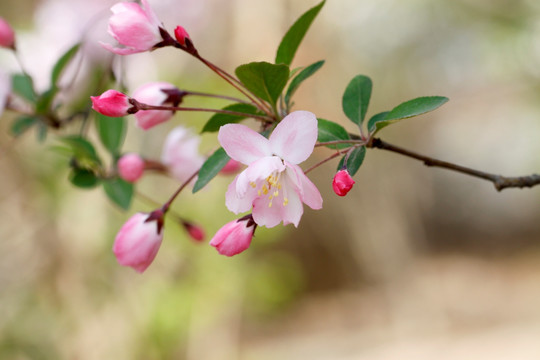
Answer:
174;25;190;46
0;17;15;49
332;169;355;196
183;222;205;242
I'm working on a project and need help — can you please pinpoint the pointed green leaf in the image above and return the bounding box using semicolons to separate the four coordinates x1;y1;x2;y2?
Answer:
342;75;372;126
370;96;449;134
95;113;126;155
59;135;101;165
103;178;133;210
51;43;81;86
235;62;290;105
285;60;324;105
12;73;36;103
69;169;100;189
337;146;366;176
10;116;38;137
193;147;230;193
202;103;260;133
367;111;390;133
317;118;351;149
35;88;58;115
275;0;326;66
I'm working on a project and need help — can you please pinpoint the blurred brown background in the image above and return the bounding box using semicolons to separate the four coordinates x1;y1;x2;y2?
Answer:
1;0;540;359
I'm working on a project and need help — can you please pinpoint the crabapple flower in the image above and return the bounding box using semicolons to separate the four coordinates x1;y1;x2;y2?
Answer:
210;216;256;257
332;169;355;196
113;212;164;273
118;153;145;183
132;82;177;129
161;126;205;183
218;111;323;228
183;222;205;242
101;0;163;55
91;90;132;117
0;17;15;49
174;25;190;46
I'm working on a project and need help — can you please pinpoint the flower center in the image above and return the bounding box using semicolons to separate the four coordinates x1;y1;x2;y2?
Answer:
250;172;288;208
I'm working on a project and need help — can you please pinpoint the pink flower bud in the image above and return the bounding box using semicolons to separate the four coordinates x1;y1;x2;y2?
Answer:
174;26;190;46
118;153;145;183
219;159;242;175
210;217;256;257
132;82;177;130
332;169;355;196
91;90;132;117
161;126;204;183
113;212;164;273
0;17;15;49
184;222;205;242
101;0;163;55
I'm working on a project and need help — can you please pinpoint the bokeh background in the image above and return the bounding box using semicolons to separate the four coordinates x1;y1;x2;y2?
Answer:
2;0;540;359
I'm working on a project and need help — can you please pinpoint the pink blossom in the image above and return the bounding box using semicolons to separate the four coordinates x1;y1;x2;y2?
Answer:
132;82;177;129
113;212;164;273
0;17;15;49
161;126;205;183
210;217;256;256
218;111;323;228
184;222;205;242
118;153;145;183
101;0;163;55
91;89;132;117
174;25;190;46
332;169;355;196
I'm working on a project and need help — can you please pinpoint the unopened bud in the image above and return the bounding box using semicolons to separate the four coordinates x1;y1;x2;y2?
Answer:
183;222;205;242
91;90;133;117
210;215;256;257
0;17;15;49
174;25;190;46
332;169;355;196
118;153;145;183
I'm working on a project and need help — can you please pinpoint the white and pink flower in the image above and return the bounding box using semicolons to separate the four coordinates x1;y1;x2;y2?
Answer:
218;111;323;228
113;212;164;273
132;81;177;129
161;126;205;183
101;0;163;55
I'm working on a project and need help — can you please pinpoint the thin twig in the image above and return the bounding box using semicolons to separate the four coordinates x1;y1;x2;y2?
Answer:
369;138;540;191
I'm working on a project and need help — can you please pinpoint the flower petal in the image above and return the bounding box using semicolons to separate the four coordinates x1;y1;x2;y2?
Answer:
252;177;303;228
225;176;258;214
218;124;271;165
286;163;323;210
269;110;318;164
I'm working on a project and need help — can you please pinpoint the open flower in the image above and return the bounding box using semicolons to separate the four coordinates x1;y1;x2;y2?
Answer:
113;212;164;273
218;111;322;228
101;0;163;55
161;126;205;183
132;82;177;130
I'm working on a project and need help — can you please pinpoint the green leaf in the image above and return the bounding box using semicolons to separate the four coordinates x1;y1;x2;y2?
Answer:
12;73;36;103
235;62;290;106
10;116;38;137
35;88;58;115
51;43;81;86
337;146;366;176
69;169;100;189
103;178;133;210
95;113;126;155
285;60;324;105
193;148;230;193
59;135;101;165
202;103;260;133
275;0;326;66
342;75;372;126
36;122;48;143
370;96;449;134
317;118;351;149
367;111;390;133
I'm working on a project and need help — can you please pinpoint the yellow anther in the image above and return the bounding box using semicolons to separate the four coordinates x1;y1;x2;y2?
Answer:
273;190;279;197
268;201;273;208
262;184;269;195
283;197;289;206
250;182;257;188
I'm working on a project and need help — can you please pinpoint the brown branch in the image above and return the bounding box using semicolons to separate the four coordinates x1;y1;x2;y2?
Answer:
369;138;540;191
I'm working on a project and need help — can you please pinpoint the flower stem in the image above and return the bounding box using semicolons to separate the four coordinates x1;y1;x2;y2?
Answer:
161;170;199;213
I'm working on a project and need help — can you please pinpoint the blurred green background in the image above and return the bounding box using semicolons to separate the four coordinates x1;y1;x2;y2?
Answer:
1;0;540;359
